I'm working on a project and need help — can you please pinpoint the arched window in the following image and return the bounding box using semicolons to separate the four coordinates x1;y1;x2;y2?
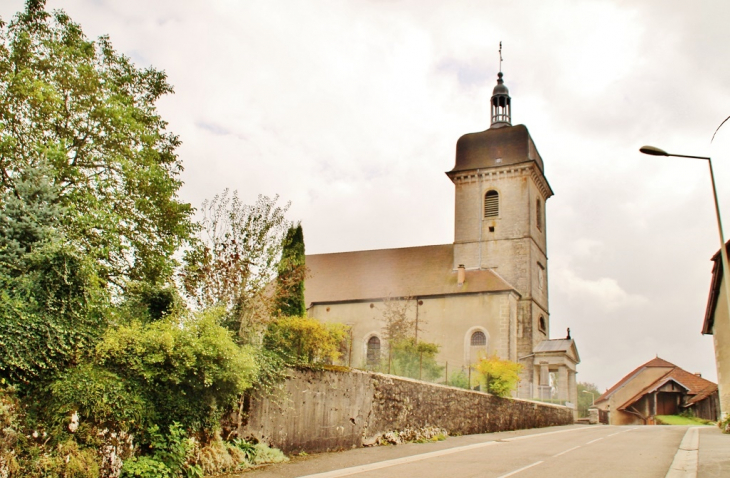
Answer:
366;336;381;365
536;199;542;231
484;190;499;218
470;331;487;346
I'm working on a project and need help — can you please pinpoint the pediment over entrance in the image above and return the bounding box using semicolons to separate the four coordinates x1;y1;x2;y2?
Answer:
533;338;580;365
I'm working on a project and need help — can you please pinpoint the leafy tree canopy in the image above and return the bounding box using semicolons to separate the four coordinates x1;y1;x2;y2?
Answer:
181;189;290;338
577;381;600;417
389;338;443;381
0;0;194;285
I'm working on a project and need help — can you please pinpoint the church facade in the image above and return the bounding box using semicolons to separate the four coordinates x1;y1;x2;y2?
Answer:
305;72;579;406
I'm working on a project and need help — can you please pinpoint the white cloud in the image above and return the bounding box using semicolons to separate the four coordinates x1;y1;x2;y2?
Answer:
552;267;648;313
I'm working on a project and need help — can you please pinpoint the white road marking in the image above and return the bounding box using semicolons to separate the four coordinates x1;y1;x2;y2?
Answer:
296;441;501;478
586;437;604;444
296;427;593;478
665;427;701;478
502;426;594;442
553;445;581;457
495;461;544;478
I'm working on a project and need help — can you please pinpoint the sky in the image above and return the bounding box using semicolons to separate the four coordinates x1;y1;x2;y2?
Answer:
2;0;730;392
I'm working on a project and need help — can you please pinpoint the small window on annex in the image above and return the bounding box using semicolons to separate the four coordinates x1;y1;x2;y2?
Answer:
536;199;542;231
366;336;381;365
484;190;499;218
538;316;546;334
470;331;487;346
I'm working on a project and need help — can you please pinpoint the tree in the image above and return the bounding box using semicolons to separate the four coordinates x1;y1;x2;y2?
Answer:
577;382;600;418
474;354;523;398
390;338;443;381
0;0;194;286
274;223;306;317
180;189;290;338
380;296;420;344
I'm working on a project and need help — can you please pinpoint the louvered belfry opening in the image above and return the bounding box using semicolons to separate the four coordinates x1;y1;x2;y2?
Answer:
484;190;499;218
491;94;511;125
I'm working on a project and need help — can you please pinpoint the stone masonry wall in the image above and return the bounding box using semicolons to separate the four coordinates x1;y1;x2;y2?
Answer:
241;368;573;454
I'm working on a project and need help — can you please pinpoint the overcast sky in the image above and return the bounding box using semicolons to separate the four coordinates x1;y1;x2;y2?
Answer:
3;0;730;392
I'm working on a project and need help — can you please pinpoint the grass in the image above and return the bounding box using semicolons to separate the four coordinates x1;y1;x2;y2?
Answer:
655;415;714;426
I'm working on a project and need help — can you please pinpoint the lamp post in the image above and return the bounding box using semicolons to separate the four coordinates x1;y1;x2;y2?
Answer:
582;389;595;406
639;145;730;354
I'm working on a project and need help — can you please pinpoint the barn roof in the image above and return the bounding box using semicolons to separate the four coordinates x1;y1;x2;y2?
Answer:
618;366;718;411
595;357;676;404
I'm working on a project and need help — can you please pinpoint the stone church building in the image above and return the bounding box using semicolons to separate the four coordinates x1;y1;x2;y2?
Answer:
305;72;579;405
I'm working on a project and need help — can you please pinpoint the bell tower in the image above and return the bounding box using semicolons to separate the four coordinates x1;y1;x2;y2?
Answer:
446;70;554;356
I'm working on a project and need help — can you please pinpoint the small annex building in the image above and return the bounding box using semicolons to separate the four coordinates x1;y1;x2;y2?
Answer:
593;357;719;425
305;71;580;405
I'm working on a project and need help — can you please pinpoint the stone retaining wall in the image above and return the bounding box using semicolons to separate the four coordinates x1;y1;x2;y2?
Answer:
240;368;573;454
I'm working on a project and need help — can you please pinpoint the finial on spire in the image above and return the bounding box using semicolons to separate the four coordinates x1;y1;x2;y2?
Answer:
499;41;503;72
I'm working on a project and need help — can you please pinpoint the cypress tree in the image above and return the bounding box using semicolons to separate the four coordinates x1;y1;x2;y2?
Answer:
275;223;306;316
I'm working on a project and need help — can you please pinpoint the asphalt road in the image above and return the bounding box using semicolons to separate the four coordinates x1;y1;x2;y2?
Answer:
231;425;728;478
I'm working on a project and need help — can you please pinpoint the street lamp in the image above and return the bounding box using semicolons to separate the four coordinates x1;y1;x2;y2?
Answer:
639;145;730;354
582;390;595;406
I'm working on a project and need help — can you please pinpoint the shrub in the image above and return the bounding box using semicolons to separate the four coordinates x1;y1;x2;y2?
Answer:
24;440;101;478
47;364;149;434
720;415;730;434
121;423;198;478
473;354;523;397
251;442;287;465
95;307;258;435
264;316;348;365
447;370;470;389
0;244;107;387
0;386;22;477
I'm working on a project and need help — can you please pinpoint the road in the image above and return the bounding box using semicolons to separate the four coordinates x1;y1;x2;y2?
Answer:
233;425;730;478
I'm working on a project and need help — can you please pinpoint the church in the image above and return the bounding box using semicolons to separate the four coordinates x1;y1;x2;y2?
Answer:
305;70;580;406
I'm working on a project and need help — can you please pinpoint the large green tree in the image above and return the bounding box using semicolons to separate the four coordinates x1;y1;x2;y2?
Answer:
0;0;193;286
577;382;600;417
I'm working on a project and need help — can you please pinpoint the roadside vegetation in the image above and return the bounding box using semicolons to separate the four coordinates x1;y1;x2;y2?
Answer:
0;2;348;476
655;415;715;426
